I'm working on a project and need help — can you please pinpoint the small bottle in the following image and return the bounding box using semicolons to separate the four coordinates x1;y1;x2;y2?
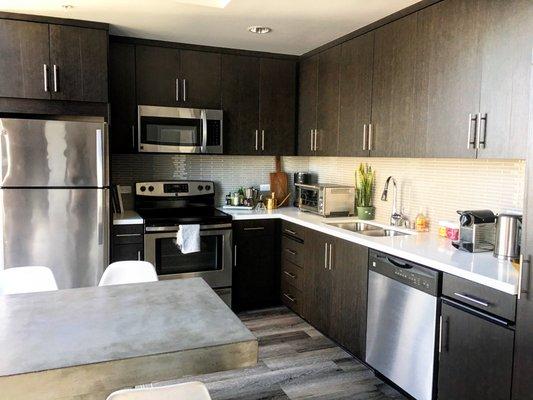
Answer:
415;208;429;232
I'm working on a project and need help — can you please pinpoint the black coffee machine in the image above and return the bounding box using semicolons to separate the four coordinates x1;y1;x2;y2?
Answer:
452;210;496;253
293;172;312;207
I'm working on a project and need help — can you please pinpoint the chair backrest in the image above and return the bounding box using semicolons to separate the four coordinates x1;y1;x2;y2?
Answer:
106;381;211;400
0;266;59;295
99;261;158;287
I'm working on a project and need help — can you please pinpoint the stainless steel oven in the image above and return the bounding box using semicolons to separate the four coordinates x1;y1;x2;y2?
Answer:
144;223;232;289
138;105;223;154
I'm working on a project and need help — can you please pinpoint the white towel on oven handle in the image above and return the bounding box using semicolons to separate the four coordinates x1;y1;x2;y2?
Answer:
176;224;201;254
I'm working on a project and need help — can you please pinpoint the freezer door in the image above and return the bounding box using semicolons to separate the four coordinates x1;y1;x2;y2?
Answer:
0;188;110;289
0;118;108;187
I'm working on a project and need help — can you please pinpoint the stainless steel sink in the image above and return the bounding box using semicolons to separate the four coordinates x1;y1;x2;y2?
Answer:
361;229;409;237
326;222;382;232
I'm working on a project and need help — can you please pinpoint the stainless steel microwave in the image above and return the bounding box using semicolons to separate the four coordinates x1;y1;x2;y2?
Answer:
138;105;223;154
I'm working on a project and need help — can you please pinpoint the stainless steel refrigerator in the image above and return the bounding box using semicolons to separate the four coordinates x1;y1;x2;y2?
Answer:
0;117;109;289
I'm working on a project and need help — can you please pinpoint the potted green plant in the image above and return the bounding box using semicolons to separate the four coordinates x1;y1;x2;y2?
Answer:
356;163;375;220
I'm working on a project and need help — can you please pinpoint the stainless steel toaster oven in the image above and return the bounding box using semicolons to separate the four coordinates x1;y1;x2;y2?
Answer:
296;183;355;217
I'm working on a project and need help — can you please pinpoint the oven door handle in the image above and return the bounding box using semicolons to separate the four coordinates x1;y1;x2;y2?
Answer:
200;109;208;153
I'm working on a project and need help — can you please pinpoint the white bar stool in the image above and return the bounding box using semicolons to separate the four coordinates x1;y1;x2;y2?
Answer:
98;261;158;287
106;382;212;400
0;266;59;295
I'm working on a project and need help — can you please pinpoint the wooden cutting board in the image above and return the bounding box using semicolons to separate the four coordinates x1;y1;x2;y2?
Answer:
269;156;289;207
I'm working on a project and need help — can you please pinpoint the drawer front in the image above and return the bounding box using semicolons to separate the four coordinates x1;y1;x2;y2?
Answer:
234;219;276;237
281;221;306;242
113;224;144;245
442;274;516;321
281;280;303;315
281;260;303;291
281;235;305;266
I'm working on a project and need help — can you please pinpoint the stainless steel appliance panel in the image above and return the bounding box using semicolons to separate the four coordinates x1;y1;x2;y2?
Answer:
0;188;109;289
366;269;437;400
0;118;108;188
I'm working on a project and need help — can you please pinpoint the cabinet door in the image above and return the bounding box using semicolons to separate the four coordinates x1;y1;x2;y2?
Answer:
329;238;368;359
136;45;180;107
49;25;108;102
371;13;419;157
109;42;137;154
476;0;532;159
0;19;50;100
297;55;318;156
338;32;374;157
221;54;260;155
179;50;221;109
260;58;296;156
438;302;514;400
233;220;279;312
416;0;482;158
315;46;340;156
112;244;143;262
303;230;331;333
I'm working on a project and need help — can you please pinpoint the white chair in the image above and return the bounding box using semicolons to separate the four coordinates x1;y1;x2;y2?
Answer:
0;266;59;295
106;382;211;400
98;261;158;287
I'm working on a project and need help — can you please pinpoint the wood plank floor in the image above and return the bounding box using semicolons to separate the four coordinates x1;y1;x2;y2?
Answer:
146;307;407;400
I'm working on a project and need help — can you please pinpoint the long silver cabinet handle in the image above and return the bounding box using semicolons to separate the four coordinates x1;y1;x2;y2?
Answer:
467;113;477;149
243;226;265;231
52;65;59;92
176;78;180;101
314;129;318;152
284;229;297;236
131;125;136;149
234;245;237;267
137;250;142;261
368;124;373;151
261;130;265;151
283;293;296;302
284;271;296;279
310;130;314;151
285;248;297;255
43;64;49;92
328;243;332;270
362;124;367;151
453;292;489;307
255;130;259;151
324;243;328;269
438;315;443;354
183;79;187;102
476;113;487;149
115;233;142;237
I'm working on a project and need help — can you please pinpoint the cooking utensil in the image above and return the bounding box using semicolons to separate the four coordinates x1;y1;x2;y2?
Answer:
270;156;289;208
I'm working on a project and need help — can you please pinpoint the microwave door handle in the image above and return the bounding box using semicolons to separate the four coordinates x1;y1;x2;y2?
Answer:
201;109;208;153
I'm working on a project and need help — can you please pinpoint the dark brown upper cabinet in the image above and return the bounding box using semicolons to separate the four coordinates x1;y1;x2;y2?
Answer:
0;19;50;100
338;32;374;157
370;12;419;157
136;46;220;109
416;0;482;159
297;55;318;156
222;55;296;156
476;0;531;159
259;58;296;156
0;18;108;103
109;42;137;154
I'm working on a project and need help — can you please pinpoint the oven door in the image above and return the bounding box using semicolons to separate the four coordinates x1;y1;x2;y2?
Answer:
144;224;232;288
298;187;320;214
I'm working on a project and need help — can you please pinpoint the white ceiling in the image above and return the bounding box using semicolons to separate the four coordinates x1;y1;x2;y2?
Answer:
0;0;419;55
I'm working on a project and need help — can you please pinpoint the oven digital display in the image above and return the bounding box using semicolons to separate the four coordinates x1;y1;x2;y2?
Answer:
164;183;189;193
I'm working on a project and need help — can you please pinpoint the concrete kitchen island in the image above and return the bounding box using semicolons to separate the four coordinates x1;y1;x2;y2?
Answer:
0;278;258;400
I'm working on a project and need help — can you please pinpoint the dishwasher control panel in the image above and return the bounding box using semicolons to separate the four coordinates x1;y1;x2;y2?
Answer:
369;250;440;296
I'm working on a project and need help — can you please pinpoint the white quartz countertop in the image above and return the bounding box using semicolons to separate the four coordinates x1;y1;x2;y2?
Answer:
221;207;520;295
113;210;144;225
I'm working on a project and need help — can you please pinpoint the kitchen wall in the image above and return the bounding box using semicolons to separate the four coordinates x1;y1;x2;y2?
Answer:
112;155;525;232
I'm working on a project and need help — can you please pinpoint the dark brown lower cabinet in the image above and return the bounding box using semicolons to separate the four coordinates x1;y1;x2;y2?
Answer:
437;300;514;400
303;230;368;359
232;220;280;312
111;224;144;262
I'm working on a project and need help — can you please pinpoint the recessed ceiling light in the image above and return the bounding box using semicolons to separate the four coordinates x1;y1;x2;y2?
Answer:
248;26;272;34
61;4;74;10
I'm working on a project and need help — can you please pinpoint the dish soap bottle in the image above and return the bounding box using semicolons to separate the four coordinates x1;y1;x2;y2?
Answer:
415;208;429;232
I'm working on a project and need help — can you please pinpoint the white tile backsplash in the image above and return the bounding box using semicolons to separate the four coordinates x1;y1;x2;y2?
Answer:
112;154;525;232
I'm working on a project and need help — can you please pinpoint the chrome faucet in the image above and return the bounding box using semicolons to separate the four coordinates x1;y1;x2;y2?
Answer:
381;176;405;227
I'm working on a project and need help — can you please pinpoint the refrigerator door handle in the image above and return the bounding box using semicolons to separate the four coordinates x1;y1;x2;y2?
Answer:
97;188;110;270
96;124;109;187
0;131;11;185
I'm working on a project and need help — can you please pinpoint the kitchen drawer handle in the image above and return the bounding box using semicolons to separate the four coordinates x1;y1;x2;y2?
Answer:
243;226;265;231
453;292;489;307
283;271;296;279
285;248;297;255
116;233;142;237
283;293;296;303
284;229;297;236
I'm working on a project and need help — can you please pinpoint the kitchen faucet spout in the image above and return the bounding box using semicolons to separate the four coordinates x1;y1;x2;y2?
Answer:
381;176;405;227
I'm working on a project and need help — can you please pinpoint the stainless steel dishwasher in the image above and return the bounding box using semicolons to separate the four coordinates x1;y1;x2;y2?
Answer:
366;250;440;400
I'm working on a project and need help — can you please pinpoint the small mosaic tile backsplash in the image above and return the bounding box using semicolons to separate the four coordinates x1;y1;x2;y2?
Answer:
112;154;525;232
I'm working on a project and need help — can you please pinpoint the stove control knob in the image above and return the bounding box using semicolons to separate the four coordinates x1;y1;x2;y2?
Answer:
197;185;204;191
140;186;146;192
205;184;211;191
148;186;154;192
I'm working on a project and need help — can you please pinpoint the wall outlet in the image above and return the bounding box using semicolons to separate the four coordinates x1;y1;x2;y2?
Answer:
260;184;271;192
119;186;132;194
